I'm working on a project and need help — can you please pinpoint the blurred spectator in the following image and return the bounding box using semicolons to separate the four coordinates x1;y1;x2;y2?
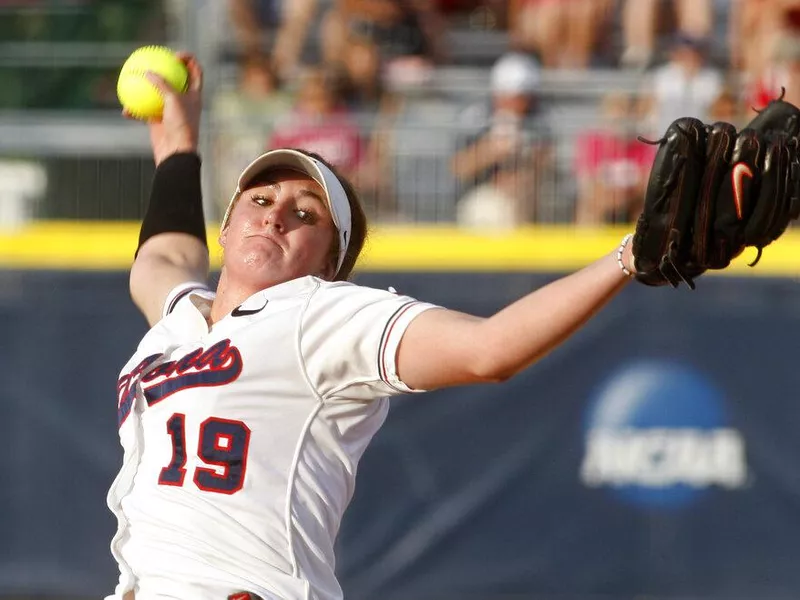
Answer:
450;52;554;229
747;34;800;109
729;0;767;80
337;35;385;109
268;64;397;218
438;0;509;29
621;0;713;69
639;33;723;137
709;86;746;127
574;93;655;225
268;66;365;178
228;0;322;93
730;0;800;85
228;0;282;96
509;0;615;69
271;0;323;80
321;0;444;105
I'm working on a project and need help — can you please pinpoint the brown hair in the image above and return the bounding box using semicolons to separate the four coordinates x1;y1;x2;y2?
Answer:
234;148;368;281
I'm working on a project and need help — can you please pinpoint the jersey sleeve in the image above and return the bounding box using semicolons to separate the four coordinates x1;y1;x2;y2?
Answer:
161;281;213;319
300;281;439;401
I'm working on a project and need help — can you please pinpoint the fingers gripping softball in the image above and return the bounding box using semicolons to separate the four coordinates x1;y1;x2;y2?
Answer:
117;45;189;120
118;46;204;166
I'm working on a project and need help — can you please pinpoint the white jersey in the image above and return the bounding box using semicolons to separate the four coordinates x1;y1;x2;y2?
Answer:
106;276;437;600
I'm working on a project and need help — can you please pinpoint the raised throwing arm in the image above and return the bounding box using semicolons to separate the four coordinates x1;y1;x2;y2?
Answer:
128;53;210;327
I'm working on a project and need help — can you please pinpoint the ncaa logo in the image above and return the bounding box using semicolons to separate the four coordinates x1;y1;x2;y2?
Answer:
579;360;747;509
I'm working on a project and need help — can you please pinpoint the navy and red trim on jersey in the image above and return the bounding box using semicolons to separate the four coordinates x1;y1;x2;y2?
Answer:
165;284;208;316
377;300;419;391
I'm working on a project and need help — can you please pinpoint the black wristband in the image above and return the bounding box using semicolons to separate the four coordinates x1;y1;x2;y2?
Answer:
136;152;208;256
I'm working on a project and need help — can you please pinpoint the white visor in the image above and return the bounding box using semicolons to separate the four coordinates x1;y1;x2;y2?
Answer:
221;149;352;275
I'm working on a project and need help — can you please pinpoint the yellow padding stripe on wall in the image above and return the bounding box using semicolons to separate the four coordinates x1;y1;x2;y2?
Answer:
0;221;798;275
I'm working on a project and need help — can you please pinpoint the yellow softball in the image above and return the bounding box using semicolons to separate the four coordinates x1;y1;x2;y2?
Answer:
117;46;188;120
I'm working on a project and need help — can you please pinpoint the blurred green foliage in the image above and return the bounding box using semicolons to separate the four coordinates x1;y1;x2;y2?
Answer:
0;0;167;109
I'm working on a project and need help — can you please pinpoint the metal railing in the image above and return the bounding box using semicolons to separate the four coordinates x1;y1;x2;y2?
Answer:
0;90;659;228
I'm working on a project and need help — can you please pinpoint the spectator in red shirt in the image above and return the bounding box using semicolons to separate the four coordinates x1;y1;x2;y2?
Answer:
267;65;391;217
730;0;800;88
746;33;800;110
268;66;365;177
574;92;656;225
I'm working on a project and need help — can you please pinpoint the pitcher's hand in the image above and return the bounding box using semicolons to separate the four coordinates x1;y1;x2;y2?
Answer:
123;52;203;166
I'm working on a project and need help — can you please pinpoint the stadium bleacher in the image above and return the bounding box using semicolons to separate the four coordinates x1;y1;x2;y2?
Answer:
0;0;739;227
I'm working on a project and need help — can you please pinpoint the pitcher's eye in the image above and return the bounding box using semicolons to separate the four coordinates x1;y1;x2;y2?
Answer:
251;194;272;207
296;209;316;224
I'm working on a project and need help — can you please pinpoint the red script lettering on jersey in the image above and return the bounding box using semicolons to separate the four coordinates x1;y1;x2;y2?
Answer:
117;340;243;426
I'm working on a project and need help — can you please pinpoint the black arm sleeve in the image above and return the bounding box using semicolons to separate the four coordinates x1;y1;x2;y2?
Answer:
136;152;207;256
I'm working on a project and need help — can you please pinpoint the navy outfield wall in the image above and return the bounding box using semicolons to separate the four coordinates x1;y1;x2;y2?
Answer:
1;269;800;599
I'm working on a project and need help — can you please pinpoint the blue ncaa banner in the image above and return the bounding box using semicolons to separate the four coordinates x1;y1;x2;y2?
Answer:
1;270;799;599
